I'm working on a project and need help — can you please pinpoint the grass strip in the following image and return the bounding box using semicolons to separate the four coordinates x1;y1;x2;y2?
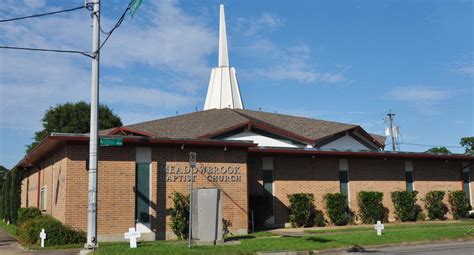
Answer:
94;221;474;254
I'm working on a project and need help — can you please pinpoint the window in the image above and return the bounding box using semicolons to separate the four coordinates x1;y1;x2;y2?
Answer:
405;161;414;192
462;163;471;205
262;157;274;224
136;163;151;224
405;171;414;192
39;187;46;211
263;170;273;195
339;170;348;196
339;159;349;205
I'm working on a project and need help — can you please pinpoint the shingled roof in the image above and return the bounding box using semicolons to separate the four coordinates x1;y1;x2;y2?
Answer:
100;108;385;148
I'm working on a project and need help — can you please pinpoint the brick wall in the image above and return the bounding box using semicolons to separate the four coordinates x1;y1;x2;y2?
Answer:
64;144;248;240
248;156;340;225
20;143;471;239
151;147;248;239
20;146;68;223
248;155;470;225
414;160;463;217
348;159;405;221
66;144;136;237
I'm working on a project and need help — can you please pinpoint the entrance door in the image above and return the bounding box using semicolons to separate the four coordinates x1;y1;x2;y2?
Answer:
136;163;151;233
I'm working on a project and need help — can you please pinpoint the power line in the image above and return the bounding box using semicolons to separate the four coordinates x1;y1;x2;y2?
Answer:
98;1;132;51
0;45;94;58
0;6;86;23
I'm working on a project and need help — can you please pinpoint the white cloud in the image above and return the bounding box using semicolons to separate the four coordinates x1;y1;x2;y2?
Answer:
386;86;451;102
236;13;283;36
23;0;46;9
101;84;199;108
240;40;345;84
99;0;215;82
0;0;215;131
384;86;469;115
450;53;474;76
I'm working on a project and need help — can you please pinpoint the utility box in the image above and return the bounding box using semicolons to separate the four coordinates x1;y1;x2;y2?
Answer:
191;188;223;244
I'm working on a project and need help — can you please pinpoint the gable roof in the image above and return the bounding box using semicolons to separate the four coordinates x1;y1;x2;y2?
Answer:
100;108;385;148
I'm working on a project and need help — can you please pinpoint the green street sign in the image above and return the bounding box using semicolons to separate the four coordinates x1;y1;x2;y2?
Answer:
100;138;123;147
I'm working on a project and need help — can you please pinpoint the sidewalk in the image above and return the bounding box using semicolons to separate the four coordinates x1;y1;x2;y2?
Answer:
0;227;25;255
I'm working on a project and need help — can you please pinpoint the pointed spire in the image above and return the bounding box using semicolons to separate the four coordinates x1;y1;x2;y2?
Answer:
218;4;229;67
204;4;243;110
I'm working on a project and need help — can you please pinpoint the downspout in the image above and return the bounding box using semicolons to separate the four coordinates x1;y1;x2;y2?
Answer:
37;163;41;209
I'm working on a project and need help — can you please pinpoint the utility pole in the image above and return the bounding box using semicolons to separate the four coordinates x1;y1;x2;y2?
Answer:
386;110;396;151
85;0;100;249
188;152;196;249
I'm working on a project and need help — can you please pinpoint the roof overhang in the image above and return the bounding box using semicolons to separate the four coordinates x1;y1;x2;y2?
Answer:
249;147;474;161
16;133;257;169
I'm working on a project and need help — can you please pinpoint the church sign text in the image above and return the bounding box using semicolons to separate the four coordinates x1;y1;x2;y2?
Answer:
159;165;242;183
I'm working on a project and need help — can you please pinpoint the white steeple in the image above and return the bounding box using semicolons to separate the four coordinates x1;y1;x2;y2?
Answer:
204;4;244;110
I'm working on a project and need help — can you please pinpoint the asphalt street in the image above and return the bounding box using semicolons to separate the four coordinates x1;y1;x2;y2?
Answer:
330;240;474;255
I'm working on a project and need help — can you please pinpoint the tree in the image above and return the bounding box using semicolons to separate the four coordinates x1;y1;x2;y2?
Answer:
425;147;451;154
0;168;21;223
26;101;122;152
0;165;7;181
9;168;21;224
460;137;474;155
0;165;7;220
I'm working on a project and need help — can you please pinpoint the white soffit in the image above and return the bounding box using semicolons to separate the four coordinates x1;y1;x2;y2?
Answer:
320;134;371;151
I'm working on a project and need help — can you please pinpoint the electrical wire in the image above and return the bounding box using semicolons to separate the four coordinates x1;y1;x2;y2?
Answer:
0;45;94;58
98;1;132;52
0;1;132;58
0;6;86;23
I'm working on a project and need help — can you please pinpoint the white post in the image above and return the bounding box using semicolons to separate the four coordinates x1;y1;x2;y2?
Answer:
124;227;140;248
39;229;46;248
188;152;196;248
374;221;384;236
188;168;194;248
85;0;100;249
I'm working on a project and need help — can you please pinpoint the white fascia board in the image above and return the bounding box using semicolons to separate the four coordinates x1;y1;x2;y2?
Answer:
320;134;371;151
223;131;301;148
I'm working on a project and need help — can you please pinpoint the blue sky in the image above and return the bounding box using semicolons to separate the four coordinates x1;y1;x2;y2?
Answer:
0;0;472;168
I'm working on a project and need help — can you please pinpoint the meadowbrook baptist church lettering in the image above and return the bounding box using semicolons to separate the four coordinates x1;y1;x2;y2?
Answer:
159;164;242;183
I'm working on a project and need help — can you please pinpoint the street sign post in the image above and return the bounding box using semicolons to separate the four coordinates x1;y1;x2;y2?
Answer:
188;152;196;248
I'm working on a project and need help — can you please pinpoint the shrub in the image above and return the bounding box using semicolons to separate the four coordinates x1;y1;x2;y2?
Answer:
287;193;319;227
168;191;189;240
417;211;427;221
17;207;42;226
391;191;420;222
358;191;387;224
17;215;85;245
423;191;448;220
222;218;232;237
324;193;350;226
314;210;327;227
448;191;472;219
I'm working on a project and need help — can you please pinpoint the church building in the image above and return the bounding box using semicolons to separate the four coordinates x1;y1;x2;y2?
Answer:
17;5;473;241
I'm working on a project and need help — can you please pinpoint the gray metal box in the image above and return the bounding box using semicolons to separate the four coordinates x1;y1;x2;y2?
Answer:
191;188;223;244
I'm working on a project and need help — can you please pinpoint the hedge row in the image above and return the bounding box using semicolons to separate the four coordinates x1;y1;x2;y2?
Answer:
0;168;21;224
16;207;86;246
285;190;471;227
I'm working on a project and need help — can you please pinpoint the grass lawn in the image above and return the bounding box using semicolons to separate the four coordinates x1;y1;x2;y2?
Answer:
94;220;474;255
0;220;18;237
